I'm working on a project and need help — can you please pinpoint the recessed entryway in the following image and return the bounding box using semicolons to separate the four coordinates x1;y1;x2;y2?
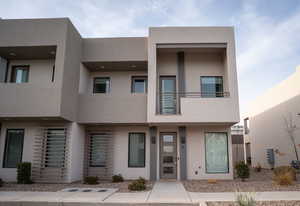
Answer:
159;133;177;179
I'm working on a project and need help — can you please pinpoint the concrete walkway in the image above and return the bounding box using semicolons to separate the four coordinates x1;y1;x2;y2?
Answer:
1;182;300;205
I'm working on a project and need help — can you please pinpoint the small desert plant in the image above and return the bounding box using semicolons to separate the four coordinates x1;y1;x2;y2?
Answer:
137;177;146;184
273;172;294;186
84;176;99;185
128;178;146;191
17;162;33;184
0;178;3;187
274;166;296;181
235;161;250;181
112;174;124;183
254;163;261;172
236;192;256;206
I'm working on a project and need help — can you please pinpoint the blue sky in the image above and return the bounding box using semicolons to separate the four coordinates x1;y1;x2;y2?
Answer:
1;0;300;117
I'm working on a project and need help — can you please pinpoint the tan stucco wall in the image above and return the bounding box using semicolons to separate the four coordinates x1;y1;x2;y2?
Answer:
78;70;147;123
147;27;240;124
246;67;300;168
0;122;38;181
82;37;147;62
186;125;233;179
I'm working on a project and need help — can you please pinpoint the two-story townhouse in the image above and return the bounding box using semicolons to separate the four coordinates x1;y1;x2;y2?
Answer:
0;18;240;183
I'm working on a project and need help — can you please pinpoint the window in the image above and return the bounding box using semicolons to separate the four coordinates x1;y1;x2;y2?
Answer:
132;76;147;93
205;132;229;173
128;133;145;167
10;66;29;83
201;76;223;97
3;129;24;168
93;77;110;93
45;128;66;168
89;133;108;167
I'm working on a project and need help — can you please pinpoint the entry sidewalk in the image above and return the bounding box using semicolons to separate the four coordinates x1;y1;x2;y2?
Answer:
0;182;300;205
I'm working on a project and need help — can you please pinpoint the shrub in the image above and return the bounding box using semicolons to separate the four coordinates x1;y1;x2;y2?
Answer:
112;174;124;183
84;176;99;185
274;166;296;181
128;179;146;191
273;173;294;186
17;162;32;184
254;163;262;172
137;177;146;185
236;192;256;206
235;161;250;181
0;178;3;187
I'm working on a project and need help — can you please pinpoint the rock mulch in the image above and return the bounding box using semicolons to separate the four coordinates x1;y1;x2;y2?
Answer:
183;169;300;192
0;181;153;193
207;201;300;206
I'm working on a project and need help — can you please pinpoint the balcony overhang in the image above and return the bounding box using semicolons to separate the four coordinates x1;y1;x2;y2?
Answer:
157;43;226;53
82;61;147;72
0;46;56;60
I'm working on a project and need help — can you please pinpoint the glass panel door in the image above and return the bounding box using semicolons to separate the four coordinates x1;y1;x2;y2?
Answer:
160;133;177;179
160;76;176;114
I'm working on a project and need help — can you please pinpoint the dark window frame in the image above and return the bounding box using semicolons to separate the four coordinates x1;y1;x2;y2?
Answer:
3;129;25;168
128;132;146;168
93;77;111;93
51;65;55;82
10;65;30;83
204;132;229;174
131;76;148;93
200;76;224;97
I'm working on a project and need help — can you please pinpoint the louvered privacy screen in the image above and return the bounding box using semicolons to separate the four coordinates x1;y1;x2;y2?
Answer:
84;131;113;179
32;126;69;183
45;129;66;168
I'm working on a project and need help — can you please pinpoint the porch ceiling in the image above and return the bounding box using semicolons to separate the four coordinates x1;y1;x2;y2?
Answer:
0;46;57;60
82;61;148;72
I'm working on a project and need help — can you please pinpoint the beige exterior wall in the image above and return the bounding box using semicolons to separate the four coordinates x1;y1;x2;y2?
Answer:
78;70;147;123
147;27;240;124
246;67;300;168
186;125;233;179
82;37;147;62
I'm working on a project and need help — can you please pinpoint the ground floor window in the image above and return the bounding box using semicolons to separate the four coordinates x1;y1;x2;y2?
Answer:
3;129;24;168
45;128;66;168
128;133;145;167
205;132;229;173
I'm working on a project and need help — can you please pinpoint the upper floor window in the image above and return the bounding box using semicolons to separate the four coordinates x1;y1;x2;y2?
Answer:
132;76;147;93
93;77;110;93
201;76;223;97
10;66;29;83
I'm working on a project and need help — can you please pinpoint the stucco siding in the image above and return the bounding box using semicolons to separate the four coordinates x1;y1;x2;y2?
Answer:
186;125;233;180
112;126;150;180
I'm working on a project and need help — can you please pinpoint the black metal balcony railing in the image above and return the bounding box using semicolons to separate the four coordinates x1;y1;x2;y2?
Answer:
158;92;230;115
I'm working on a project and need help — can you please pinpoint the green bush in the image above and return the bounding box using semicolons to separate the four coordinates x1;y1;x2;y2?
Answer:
17;162;32;184
112;174;124;183
0;178;3;187
128;179;146;191
235;161;250;181
274;166;296;181
84;176;99;185
137;177;146;185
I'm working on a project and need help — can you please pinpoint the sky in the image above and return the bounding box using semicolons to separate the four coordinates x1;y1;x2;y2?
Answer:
1;0;300;118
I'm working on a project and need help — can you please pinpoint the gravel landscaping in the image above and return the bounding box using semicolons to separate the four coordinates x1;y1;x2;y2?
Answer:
207;201;300;206
183;168;300;192
0;180;153;193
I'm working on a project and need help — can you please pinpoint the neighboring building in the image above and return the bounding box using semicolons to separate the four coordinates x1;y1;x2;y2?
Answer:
0;18;240;183
244;66;300;168
231;125;244;166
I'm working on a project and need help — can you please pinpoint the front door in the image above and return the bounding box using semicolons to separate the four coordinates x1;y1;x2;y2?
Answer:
160;133;177;179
